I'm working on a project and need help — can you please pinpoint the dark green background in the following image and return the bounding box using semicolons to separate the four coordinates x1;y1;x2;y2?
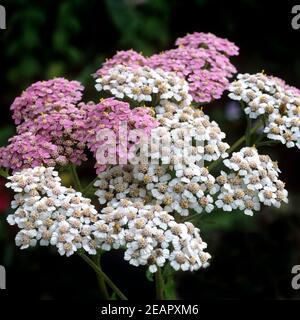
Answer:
0;0;300;299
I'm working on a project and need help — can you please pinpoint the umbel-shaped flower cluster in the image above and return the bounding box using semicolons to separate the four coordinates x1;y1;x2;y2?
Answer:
1;32;298;278
6;167;99;256
229;73;300;149
6;166;211;273
94;32;238;103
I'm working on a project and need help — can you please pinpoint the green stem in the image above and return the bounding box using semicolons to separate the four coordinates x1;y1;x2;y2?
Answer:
69;164;82;191
78;252;128;300
155;267;164;300
256;140;281;147
92;252;109;299
253;133;266;145
208;120;263;171
82;176;99;196
181;212;202;222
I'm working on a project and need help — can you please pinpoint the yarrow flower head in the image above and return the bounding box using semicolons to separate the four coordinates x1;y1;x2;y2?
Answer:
94;165;148;205
269;75;300;96
93;50;147;78
10;78;84;125
16;102;87;165
1;78;87;171
228;73;300;149
5;166;99;256
95;65;192;106
0;133;63;172
92;33;238;104
94;104;228;216
133;163;217;216
154;103;230;165
147;46;237;103
175;32;239;57
95;199;211;273
216;147;288;215
81;98;159;173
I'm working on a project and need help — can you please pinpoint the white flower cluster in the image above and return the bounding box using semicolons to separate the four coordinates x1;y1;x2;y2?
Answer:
95;65;192;106
6;166;212;274
95;199;211;273
5;65;293;279
133;164;216;216
94;103;230;216
228;73;300;149
94;165;148;205
94;163;216;216
6;166;99;256
155;102;230;163
215;147;288;215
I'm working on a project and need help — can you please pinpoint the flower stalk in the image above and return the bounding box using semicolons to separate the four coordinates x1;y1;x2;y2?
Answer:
82;176;99;197
92;251;109;299
69;164;82;191
155;267;165;300
78;251;128;300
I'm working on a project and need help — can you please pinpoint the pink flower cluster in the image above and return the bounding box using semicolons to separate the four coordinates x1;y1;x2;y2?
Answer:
1;76;159;173
1;78;87;171
93;50;147;78
147;47;236;103
270;75;300;96
1;33;238;173
16;103;87;165
94;32;239;103
11;77;84;125
81;98;159;173
0;133;62;171
175;32;239;57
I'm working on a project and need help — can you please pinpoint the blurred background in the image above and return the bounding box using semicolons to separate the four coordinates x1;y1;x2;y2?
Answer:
0;0;300;299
